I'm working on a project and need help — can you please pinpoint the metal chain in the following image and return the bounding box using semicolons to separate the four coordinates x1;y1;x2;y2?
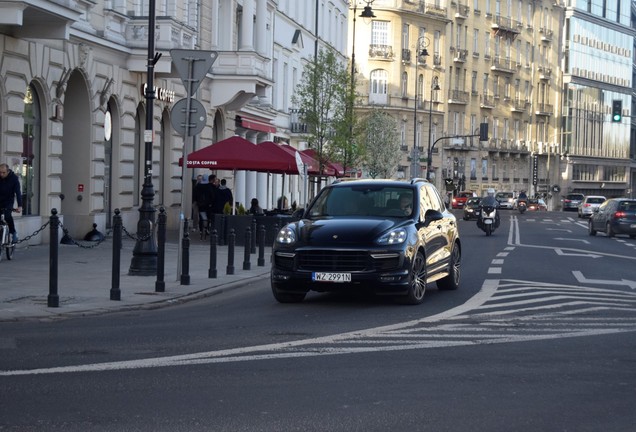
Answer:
58;221;114;249
11;220;51;246
121;225;154;242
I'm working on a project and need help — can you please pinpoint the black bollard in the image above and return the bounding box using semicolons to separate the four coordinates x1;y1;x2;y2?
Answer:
111;209;122;300
181;218;190;285
155;207;166;292
226;228;235;275
251;218;257;254
48;209;60;307
257;224;266;266
243;226;251;270
208;229;218;278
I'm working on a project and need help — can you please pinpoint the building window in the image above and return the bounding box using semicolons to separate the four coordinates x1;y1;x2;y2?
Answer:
21;83;41;216
369;69;388;104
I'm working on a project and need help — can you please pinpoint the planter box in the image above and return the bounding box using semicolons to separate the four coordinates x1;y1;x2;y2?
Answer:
224;215;256;247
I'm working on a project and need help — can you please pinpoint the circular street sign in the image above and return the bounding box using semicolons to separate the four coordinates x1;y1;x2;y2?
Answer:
170;98;207;136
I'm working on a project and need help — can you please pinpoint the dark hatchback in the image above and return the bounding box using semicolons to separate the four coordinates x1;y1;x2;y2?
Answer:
463;197;482;220
270;178;461;305
588;198;636;238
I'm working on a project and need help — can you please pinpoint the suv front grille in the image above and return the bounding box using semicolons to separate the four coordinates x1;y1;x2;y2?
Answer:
298;250;369;271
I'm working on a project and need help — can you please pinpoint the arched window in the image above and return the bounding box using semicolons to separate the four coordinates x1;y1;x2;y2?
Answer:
401;72;408;98
369;69;388;104
21;83;42;216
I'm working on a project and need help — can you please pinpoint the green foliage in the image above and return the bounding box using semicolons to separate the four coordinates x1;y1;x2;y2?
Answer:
223;202;232;215
292;49;353;175
360;109;401;179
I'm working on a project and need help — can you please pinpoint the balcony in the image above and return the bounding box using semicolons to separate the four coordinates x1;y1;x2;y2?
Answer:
424;2;449;19
491;15;521;36
535;103;554;116
432;54;443;68
369;44;395;61
540;28;553;42
455;4;470;19
125;16;198;51
491;56;516;74
480;95;496;109
402;48;412;64
448;89;469;104
453;48;468;63
510;98;528;112
289;109;308;134
538;66;552;80
0;0;82;40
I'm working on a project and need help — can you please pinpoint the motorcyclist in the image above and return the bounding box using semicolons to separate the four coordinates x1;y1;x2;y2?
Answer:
478;188;500;229
517;190;528;206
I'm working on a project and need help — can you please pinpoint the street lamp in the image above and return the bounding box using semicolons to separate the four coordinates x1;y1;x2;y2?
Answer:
348;1;374;176
411;37;430;178
426;75;441;181
129;0;161;275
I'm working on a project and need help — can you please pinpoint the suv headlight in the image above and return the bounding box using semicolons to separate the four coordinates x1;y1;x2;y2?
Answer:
377;228;407;245
275;226;296;245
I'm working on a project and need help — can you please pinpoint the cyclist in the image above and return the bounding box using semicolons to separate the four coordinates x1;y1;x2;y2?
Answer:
0;163;22;243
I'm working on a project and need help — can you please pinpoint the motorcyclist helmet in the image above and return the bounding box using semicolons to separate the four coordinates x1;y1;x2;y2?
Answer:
486;188;495;196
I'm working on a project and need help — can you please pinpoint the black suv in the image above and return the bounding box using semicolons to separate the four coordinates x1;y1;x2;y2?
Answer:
270;179;461;304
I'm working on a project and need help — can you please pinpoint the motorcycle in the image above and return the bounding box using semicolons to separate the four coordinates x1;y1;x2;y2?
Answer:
477;205;498;236
518;200;527;214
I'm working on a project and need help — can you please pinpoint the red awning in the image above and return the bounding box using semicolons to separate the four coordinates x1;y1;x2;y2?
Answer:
179;136;292;173
258;141;320;175
300;149;342;177
239;116;276;133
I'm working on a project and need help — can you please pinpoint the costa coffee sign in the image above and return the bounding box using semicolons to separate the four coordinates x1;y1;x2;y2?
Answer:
141;84;175;103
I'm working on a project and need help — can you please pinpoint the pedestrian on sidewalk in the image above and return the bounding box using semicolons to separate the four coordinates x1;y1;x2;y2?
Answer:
0;163;22;243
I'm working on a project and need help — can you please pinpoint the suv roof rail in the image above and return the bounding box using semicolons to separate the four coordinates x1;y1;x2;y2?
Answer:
410;178;429;184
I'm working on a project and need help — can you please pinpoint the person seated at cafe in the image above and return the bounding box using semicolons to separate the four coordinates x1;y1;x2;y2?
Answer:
248;198;264;215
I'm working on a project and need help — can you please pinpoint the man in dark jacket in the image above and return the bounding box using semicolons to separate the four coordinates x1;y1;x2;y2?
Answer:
192;174;215;233
0;163;23;243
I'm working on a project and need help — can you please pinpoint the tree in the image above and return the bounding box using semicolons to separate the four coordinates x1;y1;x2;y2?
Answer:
292;49;351;176
360;109;401;179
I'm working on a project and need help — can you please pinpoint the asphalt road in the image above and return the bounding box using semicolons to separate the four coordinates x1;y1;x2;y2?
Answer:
2;210;635;431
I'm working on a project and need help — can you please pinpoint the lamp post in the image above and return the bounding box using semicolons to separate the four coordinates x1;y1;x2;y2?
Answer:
348;1;374;176
129;0;161;275
426;75;441;182
411;37;429;178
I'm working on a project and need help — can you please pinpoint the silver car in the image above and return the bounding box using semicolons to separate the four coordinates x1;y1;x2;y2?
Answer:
563;193;585;211
578;195;606;218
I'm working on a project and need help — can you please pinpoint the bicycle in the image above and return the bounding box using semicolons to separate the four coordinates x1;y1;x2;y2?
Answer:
0;209;16;261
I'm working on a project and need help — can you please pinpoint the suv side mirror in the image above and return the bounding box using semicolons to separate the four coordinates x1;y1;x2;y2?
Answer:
424;209;444;226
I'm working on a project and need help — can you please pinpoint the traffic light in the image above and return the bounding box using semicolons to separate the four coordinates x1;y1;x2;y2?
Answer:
612;100;622;122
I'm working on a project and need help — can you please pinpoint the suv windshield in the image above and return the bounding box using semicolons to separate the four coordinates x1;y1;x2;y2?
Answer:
308;185;414;218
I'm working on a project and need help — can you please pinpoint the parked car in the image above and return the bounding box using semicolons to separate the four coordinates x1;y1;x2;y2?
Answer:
270;178;462;305
577;195;606;218
527;198;547;211
451;191;475;209
588;198;636;238
495;192;515;209
463;197;482;220
562;193;585;211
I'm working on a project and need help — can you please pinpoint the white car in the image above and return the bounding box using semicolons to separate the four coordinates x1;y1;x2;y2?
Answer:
495;192;515;209
578;195;606;218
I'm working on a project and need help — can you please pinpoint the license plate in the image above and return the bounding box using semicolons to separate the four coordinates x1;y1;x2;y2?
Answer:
313;272;352;283
484;219;493;225
631;224;636;229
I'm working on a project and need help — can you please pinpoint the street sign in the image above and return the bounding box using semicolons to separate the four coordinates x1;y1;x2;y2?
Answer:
170;98;207;136
170;49;218;96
